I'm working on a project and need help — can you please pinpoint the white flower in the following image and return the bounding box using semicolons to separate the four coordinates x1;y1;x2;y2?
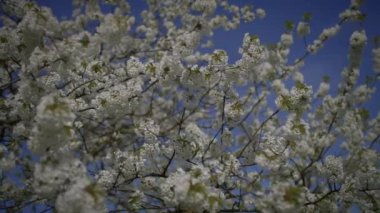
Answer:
96;13;134;45
30;94;75;155
160;168;191;206
33;159;87;197
160;166;224;211
209;49;228;67
292;72;304;82
241;6;255;22
193;0;217;14
263;135;287;155
297;22;310;37
316;81;330;98
351;0;363;7
307;39;323;54
239;34;267;65
128;190;144;210
350;30;367;47
272;79;287;95
339;9;362;20
174;32;200;57
256;8;266;19
351;85;375;104
136;118;160;142
373;48;380;73
127;56;144;77
319;155;344;181
0;146;15;171
319;25;340;40
86;60;107;78
114;150;145;179
223;154;241;174
96;170;117;189
276;83;312;113
281;33;293;47
55;180;105;213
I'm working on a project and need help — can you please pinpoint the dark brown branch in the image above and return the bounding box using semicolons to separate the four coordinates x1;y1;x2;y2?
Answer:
304;188;340;206
237;109;280;158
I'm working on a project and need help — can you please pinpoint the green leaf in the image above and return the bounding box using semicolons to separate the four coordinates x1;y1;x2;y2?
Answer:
212;51;226;62
88;81;97;89
231;101;243;111
0;36;8;43
302;13;312;22
279;95;292;110
288;140;296;149
323;75;330;83
358;108;370;120
100;99;107;107
45;102;70;112
284;20;294;31
188;183;207;196
146;63;156;75
190;67;201;74
79;35;90;47
208;195;222;208
92;64;103;73
163;66;170;74
261;151;278;160
357;13;366;21
81;61;88;68
191;168;202;178
295;82;310;91
63;125;72;135
373;35;380;48
84;183;104;203
205;72;211;80
249;34;259;43
267;43;278;50
24;2;36;9
283;186;301;205
291;122;306;134
210;174;218;183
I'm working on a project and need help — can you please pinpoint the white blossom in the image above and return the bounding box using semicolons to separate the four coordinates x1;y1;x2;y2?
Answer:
318;155;344;181
281;33;293;47
350;30;367;47
127;56;144;77
316;81;330;98
256;8;266;19
55;180;105;213
30;94;76;155
296;21;310;37
319;25;340;40
373;48;380;73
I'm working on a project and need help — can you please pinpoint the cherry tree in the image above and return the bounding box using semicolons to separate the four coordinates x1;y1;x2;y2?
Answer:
1;0;380;212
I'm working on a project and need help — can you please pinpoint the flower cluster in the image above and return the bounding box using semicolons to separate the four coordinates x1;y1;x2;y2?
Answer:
30;94;76;155
317;155;344;181
160;166;225;211
373;47;380;73
308;25;340;54
114;150;145;179
296;21;310;37
276;82;312;113
239;33;266;62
